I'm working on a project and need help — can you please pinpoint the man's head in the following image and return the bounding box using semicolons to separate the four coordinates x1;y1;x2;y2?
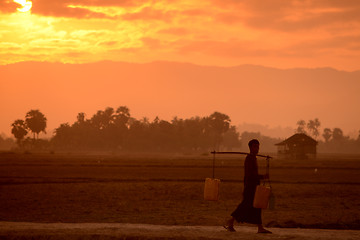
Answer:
248;139;260;155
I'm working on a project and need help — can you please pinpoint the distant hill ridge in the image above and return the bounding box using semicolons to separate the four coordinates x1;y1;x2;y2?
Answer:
2;60;360;72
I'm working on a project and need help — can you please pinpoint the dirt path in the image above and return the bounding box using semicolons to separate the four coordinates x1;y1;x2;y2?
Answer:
0;222;359;240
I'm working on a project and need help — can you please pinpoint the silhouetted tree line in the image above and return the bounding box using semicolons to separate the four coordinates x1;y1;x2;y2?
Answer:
296;118;360;153
50;106;240;152
7;110;360;154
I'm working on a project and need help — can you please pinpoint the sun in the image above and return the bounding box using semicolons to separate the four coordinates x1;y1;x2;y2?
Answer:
13;0;32;13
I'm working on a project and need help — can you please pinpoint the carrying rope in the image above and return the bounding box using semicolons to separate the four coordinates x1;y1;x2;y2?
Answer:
265;156;271;187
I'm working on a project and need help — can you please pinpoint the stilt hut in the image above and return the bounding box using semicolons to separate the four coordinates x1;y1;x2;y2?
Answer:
275;133;317;159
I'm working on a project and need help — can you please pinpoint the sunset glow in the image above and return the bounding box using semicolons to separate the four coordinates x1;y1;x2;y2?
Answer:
0;0;359;70
13;0;32;13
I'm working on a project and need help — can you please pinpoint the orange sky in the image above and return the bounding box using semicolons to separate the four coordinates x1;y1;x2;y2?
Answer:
1;0;360;139
1;0;360;70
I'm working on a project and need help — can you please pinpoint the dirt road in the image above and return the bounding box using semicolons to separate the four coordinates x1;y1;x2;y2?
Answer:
0;222;359;240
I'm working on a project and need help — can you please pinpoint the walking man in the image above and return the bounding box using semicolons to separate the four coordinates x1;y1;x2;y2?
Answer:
224;139;272;233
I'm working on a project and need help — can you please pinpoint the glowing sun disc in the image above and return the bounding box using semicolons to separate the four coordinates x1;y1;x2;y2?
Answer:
13;0;32;13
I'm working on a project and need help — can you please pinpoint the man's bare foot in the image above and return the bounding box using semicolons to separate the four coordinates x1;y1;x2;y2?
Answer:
223;225;236;232
258;228;272;234
223;218;236;232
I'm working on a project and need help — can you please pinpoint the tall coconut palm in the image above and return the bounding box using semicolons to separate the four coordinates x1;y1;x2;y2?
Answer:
25;109;47;139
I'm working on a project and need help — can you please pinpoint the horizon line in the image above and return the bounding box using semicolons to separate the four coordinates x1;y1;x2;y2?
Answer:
1;60;359;73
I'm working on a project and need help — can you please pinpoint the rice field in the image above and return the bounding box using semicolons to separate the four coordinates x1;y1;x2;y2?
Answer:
0;152;359;229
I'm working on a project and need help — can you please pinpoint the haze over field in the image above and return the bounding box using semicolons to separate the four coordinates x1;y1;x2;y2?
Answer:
1;0;360;138
1;61;360;139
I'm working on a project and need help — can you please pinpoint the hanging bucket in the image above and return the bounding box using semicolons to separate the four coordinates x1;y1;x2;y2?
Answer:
204;178;220;201
253;184;271;209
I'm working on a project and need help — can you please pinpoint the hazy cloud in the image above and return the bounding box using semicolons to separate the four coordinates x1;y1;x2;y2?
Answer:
212;0;360;31
1;0;360;70
31;0;147;8
98;41;118;47
180;8;210;17
1;0;148;18
178;40;270;58
27;0;183;19
215;12;243;25
141;37;162;49
0;0;20;13
121;7;175;22
285;34;360;57
30;0;108;18
157;27;190;36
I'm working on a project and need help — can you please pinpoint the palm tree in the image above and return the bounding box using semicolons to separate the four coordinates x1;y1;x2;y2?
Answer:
11;119;28;146
25;109;47;139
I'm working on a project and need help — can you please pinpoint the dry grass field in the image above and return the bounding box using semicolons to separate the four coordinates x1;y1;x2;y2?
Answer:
0;152;359;230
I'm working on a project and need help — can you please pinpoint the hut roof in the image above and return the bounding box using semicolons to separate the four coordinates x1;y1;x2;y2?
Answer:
275;133;317;146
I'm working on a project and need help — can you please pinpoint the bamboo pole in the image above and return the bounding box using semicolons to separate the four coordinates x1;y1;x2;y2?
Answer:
210;151;272;159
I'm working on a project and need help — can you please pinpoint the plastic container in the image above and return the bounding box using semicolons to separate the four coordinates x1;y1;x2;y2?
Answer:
204;178;220;201
253;185;271;209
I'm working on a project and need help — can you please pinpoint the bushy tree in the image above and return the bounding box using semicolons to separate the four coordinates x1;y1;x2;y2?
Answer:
295;118;321;139
222;126;241;150
332;128;345;141
307;118;321;139
52;123;73;149
207;112;231;150
296;120;306;134
322;128;332;142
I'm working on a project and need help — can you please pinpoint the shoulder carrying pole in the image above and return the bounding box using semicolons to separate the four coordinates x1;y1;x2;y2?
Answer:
210;151;273;180
210;151;272;159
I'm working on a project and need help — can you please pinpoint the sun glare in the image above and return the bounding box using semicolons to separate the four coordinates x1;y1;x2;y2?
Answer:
13;0;32;13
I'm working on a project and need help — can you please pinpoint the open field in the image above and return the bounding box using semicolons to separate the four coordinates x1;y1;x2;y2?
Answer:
0;152;360;230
